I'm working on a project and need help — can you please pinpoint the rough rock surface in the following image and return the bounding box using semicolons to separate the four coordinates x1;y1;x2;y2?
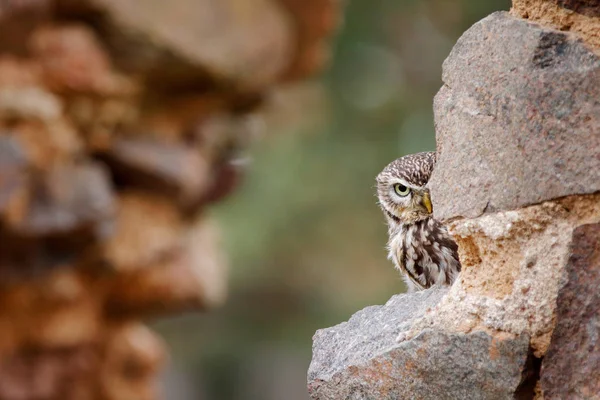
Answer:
310;3;600;399
0;0;342;399
409;194;600;357
540;223;600;399
308;288;534;400
430;11;600;221
512;0;600;50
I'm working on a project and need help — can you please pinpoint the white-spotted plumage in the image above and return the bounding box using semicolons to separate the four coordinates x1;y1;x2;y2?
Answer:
376;152;461;291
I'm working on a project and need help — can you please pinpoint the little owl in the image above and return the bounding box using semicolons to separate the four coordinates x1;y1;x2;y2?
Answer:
376;151;461;291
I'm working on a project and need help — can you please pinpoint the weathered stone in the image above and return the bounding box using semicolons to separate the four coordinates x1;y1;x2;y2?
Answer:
0;346;97;400
100;323;165;400
541;223;600;399
102;192;182;272
308;288;533;400
106;217;227;315
0;0;340;398
0;269;101;350
56;0;294;91
102;138;210;207
29;25;136;95
430;12;600;221
511;0;600;50
11;119;83;170
8;161;115;236
136;95;227;144
277;0;342;79
0;0;52;54
0;137;27;219
408;194;600;357
0;86;61;121
0;57;42;88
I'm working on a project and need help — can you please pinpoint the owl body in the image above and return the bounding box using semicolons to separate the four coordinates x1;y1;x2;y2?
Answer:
387;217;460;291
376;152;461;291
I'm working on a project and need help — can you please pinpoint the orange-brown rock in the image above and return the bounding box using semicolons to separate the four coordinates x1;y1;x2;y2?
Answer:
102;192;182;272
0;0;341;398
55;0;295;91
0;346;98;400
99;324;166;400
511;0;600;50
102;138;211;208
30;24;137;96
107;217;227;316
278;0;342;79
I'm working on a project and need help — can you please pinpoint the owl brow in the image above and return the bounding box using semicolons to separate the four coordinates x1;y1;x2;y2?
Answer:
391;178;418;190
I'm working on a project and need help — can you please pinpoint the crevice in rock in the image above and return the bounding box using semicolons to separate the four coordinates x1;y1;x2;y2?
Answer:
514;349;542;400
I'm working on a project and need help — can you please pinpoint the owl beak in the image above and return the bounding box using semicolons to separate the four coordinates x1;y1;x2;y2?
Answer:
422;192;433;214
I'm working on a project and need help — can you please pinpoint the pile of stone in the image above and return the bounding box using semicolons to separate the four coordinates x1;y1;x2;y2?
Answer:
0;0;341;399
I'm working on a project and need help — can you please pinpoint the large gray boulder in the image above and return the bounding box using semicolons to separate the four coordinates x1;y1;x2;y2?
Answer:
430;12;600;221
307;288;534;400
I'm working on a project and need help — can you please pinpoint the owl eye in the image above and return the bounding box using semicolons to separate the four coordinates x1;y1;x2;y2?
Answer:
393;183;410;197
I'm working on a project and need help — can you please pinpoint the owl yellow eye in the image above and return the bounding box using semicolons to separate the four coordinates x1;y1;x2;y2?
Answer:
393;183;410;197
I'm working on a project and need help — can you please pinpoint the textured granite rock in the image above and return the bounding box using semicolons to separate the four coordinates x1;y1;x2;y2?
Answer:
511;0;600;50
541;223;600;399
309;196;600;400
308;288;534;400
409;194;600;357
430;12;600;221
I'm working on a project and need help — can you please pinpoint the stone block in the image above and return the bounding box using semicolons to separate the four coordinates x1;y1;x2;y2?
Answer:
308;288;534;400
541;223;600;399
430;12;600;221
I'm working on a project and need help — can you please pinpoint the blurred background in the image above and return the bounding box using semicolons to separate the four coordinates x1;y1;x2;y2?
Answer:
154;0;510;399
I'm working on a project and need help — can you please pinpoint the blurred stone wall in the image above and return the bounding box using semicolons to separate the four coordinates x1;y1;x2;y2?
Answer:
0;1;340;399
309;1;599;399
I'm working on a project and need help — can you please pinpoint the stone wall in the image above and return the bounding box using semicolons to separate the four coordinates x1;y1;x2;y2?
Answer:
0;1;340;399
308;1;599;399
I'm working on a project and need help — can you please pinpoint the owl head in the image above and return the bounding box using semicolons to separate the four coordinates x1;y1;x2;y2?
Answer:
376;151;436;226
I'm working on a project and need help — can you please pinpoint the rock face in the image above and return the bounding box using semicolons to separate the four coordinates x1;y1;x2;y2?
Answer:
540;223;600;399
308;289;535;400
410;195;600;358
56;0;292;91
309;2;600;399
430;11;600;221
309;288;447;389
511;0;600;50
0;1;342;399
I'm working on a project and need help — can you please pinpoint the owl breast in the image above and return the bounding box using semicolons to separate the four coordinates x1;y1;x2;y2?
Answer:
387;218;461;291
